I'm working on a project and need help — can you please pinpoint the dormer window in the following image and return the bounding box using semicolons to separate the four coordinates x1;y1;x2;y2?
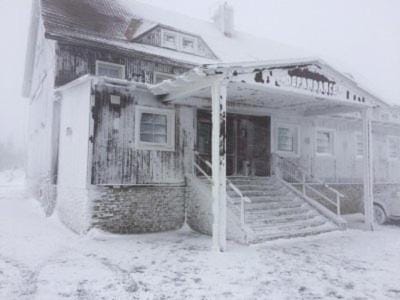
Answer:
161;29;178;49
181;35;197;53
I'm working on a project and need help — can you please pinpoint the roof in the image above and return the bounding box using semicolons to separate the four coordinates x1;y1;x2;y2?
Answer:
40;0;311;64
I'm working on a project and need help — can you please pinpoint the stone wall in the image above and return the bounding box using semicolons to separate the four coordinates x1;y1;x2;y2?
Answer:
90;185;185;234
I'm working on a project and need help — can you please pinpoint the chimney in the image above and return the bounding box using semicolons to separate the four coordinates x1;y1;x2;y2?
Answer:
213;2;234;37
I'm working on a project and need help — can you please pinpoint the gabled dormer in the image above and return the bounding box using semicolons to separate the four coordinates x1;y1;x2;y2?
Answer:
127;23;218;60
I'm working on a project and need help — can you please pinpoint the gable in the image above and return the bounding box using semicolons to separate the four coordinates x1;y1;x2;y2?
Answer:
227;61;381;107
134;25;218;60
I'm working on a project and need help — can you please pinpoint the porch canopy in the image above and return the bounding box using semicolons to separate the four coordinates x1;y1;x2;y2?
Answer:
150;58;379;251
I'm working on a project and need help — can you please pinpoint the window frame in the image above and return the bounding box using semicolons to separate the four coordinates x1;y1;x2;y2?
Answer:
135;106;175;151
180;34;198;54
355;133;364;159
95;60;126;80
275;123;300;157
315;128;335;156
161;29;179;50
387;136;400;161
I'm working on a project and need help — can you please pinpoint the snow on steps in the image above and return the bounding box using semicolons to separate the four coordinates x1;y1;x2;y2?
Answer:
228;176;340;244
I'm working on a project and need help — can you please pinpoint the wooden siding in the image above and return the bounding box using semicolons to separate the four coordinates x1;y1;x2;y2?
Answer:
55;43;189;87
91;85;184;185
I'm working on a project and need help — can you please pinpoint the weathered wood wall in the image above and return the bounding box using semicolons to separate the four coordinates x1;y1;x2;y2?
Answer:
55;42;189;87
90;85;184;185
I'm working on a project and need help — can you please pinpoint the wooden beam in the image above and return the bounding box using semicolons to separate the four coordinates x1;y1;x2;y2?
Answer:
362;108;374;230
161;75;224;102
211;80;227;252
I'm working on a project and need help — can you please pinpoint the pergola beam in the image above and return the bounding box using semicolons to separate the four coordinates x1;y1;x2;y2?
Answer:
211;80;227;252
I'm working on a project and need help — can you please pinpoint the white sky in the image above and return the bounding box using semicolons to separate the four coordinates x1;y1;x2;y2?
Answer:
0;0;399;147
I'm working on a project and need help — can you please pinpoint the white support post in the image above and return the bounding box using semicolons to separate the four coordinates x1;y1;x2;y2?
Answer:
211;80;227;252
362;108;374;230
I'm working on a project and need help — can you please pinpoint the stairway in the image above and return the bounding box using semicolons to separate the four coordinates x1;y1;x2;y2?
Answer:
227;176;339;243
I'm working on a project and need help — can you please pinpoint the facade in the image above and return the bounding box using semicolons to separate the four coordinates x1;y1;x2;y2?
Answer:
23;0;400;247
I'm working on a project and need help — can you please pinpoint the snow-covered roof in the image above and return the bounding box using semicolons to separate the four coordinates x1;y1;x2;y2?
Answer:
40;0;311;65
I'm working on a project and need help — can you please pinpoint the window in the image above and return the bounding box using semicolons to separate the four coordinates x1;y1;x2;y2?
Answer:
135;106;175;151
276;124;299;156
388;136;400;160
316;130;334;155
356;133;363;158
161;29;178;49
154;72;176;84
181;35;197;53
95;61;125;79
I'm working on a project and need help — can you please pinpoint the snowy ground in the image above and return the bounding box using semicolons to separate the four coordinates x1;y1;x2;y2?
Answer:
0;170;400;299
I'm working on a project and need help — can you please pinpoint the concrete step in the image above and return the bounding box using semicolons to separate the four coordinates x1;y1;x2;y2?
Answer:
228;190;292;198
251;223;338;243
245;206;310;218
251;215;328;233
249;212;321;229
243;200;304;211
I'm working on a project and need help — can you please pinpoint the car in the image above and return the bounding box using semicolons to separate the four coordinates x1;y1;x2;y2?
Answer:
374;191;400;225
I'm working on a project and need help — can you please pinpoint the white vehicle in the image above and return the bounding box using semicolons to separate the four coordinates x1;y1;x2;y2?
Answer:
374;196;400;225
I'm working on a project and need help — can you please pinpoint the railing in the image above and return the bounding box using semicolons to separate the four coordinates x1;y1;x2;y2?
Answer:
193;151;251;226
272;154;345;216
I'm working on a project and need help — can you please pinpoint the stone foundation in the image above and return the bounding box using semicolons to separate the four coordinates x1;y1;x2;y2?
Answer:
90;185;185;234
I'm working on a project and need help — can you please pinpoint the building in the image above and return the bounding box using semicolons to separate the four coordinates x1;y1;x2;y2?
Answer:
22;0;400;250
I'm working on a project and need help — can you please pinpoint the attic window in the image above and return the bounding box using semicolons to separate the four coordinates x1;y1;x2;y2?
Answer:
161;29;178;50
181;35;197;53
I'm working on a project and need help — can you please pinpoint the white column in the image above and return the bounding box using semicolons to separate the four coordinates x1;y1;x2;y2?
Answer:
211;80;227;252
362;108;374;230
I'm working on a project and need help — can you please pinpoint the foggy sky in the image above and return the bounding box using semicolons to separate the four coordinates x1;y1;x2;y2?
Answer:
0;0;399;148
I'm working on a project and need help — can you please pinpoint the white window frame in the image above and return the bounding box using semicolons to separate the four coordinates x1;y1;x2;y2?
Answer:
153;72;176;85
275;123;300;157
161;29;178;50
387;136;400;161
95;61;125;79
315;128;335;156
180;34;198;54
355;133;363;159
135;106;175;151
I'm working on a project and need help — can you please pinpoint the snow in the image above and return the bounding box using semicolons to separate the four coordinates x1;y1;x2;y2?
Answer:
1;170;400;299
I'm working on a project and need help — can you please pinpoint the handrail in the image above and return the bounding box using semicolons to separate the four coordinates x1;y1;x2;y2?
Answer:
273;153;343;216
193;151;251;226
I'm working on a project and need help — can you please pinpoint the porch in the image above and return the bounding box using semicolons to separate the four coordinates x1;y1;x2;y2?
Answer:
151;59;378;251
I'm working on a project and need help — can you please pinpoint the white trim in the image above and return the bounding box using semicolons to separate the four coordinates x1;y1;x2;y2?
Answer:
135;106;175;151
95;60;126;79
274;122;301;157
315;128;335;157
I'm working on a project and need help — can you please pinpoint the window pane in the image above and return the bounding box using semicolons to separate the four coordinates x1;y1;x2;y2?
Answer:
154;134;167;144
139;112;168;145
140;134;154;143
277;126;297;153
317;131;332;154
154;124;167;135
97;63;124;79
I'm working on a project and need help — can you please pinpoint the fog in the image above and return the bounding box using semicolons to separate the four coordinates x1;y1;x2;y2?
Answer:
0;0;399;154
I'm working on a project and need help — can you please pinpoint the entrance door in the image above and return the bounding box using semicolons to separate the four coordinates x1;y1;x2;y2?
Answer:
196;111;271;176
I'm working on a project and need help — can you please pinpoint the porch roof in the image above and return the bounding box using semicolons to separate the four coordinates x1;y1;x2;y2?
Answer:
150;59;384;116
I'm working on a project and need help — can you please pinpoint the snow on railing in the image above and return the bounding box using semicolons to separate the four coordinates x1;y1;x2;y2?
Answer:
272;154;344;216
193;151;251;226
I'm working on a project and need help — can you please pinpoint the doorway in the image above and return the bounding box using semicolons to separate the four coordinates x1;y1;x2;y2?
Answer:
196;110;271;176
